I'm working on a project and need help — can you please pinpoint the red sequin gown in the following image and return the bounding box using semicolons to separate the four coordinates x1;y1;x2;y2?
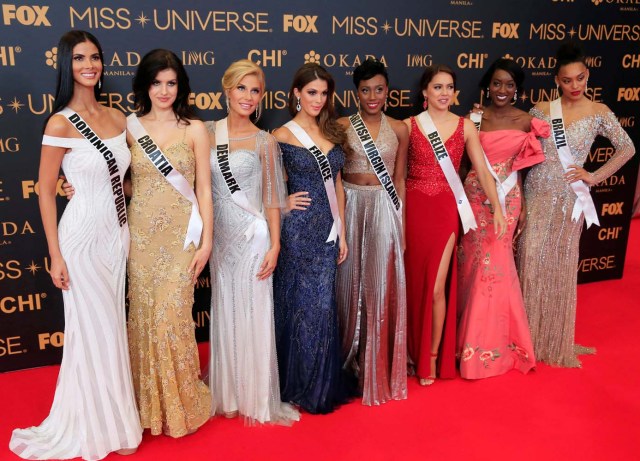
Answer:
405;116;465;380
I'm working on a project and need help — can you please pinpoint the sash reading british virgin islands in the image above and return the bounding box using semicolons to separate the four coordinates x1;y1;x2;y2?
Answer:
549;99;599;228
60;108;130;255
416;111;477;233
470;112;511;215
284;120;342;243
214;118;268;255
348;113;402;217
127;114;203;249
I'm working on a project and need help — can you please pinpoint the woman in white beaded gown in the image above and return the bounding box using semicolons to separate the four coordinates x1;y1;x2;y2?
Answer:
206;59;299;424
9;30;141;460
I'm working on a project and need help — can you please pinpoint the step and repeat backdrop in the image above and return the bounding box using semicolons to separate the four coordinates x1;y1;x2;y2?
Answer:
1;0;639;372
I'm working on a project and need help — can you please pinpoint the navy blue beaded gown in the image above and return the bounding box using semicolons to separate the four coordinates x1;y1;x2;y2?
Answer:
274;142;351;414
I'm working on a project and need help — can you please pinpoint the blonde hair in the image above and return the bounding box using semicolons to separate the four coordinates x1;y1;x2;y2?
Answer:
221;59;265;120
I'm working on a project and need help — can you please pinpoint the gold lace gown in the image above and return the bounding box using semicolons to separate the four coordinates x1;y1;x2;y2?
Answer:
127;138;211;436
518;107;635;367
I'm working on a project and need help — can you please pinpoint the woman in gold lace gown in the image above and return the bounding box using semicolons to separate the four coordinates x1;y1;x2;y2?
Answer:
518;42;635;367
127;49;213;435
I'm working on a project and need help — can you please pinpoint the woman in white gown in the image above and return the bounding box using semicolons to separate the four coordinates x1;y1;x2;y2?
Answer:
9;30;141;461
207;59;299;424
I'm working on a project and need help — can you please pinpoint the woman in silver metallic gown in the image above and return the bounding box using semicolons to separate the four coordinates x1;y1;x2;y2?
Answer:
206;59;299;424
336;58;409;405
518;42;635;367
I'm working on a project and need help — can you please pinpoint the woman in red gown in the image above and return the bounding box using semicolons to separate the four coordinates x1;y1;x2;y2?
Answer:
404;65;507;386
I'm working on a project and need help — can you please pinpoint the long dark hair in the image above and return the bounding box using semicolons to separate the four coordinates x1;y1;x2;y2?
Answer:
132;49;197;124
46;30;104;127
479;58;525;97
287;63;346;145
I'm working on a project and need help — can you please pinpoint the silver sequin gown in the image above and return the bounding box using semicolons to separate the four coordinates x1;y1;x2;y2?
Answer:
337;114;407;405
517;107;635;367
206;123;299;424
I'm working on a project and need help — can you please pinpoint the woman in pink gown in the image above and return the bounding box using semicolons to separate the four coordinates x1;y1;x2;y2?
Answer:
457;59;549;379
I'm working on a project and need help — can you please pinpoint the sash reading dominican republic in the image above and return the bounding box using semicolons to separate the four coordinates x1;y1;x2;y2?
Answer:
549;99;600;228
214;118;268;255
60;108;130;255
348;113;402;217
284;120;342;244
470;111;512;215
126;114;203;249
416;111;477;233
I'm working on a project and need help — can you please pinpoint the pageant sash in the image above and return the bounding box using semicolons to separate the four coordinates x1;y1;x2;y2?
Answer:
416;111;477;233
284;120;342;243
60;108;130;255
127;114;203;249
470;111;512;214
348;113;402;217
549;99;599;228
215;118;268;255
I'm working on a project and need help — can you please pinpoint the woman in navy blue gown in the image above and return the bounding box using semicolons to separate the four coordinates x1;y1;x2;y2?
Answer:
273;63;351;414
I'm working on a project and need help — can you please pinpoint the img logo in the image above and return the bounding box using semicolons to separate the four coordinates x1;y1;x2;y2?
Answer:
2;4;50;26
283;14;318;33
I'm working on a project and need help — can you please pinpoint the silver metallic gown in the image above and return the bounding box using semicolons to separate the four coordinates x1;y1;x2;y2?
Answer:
337;114;407;405
517;107;635;367
206;122;299;424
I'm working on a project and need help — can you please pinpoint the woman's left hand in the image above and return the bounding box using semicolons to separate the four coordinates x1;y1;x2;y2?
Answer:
188;246;211;284
564;164;595;186
493;209;507;240
257;247;279;280
337;237;348;264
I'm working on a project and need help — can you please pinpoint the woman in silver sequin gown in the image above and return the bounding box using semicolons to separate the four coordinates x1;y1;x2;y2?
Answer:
206;60;299;424
517;43;635;367
336;59;409;405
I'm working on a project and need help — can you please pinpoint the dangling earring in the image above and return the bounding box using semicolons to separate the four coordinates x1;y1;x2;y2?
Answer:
296;97;301;112
255;104;260;120
423;97;428;111
357;97;362;113
512;90;517;105
585;79;589;92
225;97;230;113
98;79;102;90
384;97;388;112
485;87;490;100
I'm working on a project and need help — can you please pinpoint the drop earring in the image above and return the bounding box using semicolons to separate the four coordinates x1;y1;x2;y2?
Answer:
98;80;102;90
423;97;428;110
296;97;301;112
225;97;230;113
512;90;517;105
384;97;388;112
485;87;490;99
357;97;362;113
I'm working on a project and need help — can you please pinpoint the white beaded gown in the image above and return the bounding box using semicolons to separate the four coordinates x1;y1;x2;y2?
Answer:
206;122;299;425
10;127;142;460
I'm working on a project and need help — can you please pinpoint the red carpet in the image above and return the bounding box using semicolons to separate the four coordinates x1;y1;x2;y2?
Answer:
2;220;639;461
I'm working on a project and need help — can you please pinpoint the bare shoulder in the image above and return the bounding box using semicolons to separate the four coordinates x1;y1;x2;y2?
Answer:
44;114;73;137
187;118;207;134
272;126;293;144
387;115;409;138
593;102;613;116
337;116;350;130
533;101;550;117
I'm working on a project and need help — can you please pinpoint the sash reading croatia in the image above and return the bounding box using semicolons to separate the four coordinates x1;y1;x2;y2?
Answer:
60;108;130;255
127;114;203;249
416;111;477;233
214;118;268;255
348;113;402;217
285;121;342;243
549;99;599;228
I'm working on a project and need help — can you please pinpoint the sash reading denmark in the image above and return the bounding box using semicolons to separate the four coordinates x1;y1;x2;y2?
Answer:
127;114;203;249
348;113;402;217
549;99;600;228
214;118;269;255
60;108;130;255
416;112;477;233
284;121;342;243
470;112;512;214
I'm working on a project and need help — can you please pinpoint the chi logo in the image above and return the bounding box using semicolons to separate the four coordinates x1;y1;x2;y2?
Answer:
45;46;57;69
304;50;321;64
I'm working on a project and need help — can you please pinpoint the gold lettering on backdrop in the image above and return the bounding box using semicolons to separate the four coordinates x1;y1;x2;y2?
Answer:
153;10;269;32
578;255;616;272
0;260;22;280
601;202;624;215
0;137;20;152
598;227;623;241
69;7;131;29
38;332;64;349
22;179;66;199
0;336;25;356
261;90;288;110
393;19;482;38
331;16;378;35
27;94;55;115
1;293;44;315
588;147;615;164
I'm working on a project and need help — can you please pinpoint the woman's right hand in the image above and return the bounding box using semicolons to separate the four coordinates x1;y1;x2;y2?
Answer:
60;175;75;200
50;254;70;290
286;191;311;212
